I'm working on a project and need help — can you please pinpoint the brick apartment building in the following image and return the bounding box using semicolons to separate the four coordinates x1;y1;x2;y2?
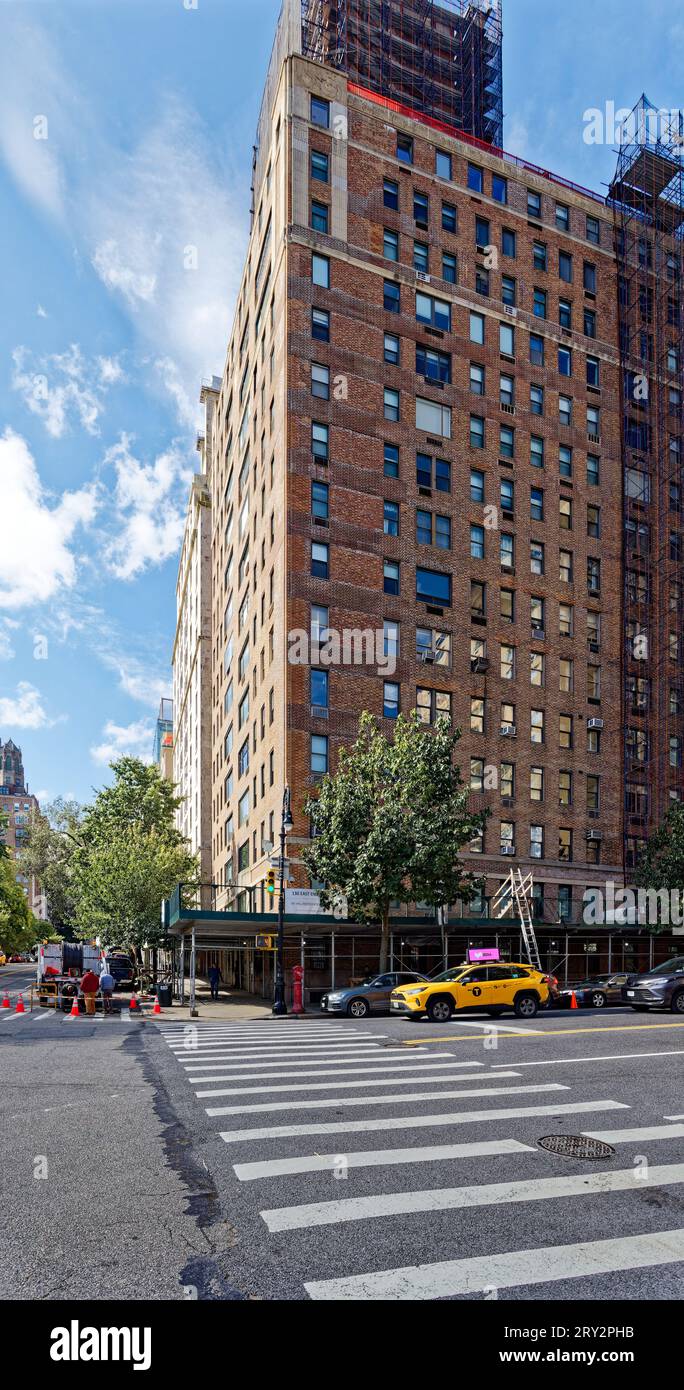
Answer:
0;737;46;920
172;1;684;989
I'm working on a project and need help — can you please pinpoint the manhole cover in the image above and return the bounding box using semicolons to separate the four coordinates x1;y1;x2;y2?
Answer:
538;1134;616;1160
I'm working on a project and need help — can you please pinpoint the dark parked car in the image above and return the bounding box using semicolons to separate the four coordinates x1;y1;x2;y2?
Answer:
623;956;684;1013
105;953;136;990
320;971;429;1018
556;973;630;1009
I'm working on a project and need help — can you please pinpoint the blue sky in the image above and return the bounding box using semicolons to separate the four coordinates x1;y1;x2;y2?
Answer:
0;0;682;808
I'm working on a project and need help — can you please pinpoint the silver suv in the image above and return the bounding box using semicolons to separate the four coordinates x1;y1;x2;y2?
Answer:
623;956;684;1013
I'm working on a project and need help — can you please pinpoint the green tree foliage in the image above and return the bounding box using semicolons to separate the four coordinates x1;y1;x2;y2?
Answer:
20;799;84;936
0;856;40;954
635;802;684;930
71;758;197;951
302;711;488;969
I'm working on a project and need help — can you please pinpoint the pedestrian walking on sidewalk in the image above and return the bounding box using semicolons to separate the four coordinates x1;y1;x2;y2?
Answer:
80;968;100;1017
99;967;115;1014
208;964;222;1001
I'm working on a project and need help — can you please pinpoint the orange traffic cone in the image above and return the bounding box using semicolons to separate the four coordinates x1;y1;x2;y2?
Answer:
570;990;579;1010
1;992;10;1009
15;993;25;1014
69;995;79;1018
153;997;161;1015
129;993;139;1012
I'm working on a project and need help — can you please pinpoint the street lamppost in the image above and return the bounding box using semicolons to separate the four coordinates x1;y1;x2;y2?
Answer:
272;785;293;1015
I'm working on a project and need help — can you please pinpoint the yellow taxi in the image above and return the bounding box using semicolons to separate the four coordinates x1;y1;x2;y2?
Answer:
390;961;550;1022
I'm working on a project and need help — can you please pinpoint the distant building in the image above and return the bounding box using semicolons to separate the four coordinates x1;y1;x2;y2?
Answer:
153;698;174;782
0;736;46;920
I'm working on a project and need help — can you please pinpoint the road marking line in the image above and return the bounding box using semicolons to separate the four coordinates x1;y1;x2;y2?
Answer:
184;1051;466;1072
207;1081;569;1117
196;1070;522;1098
165;1039;387;1052
441;1019;545;1036
262;1161;684;1233
234;1137;535;1180
304;1228;684;1300
219;1099;627;1144
492;1048;684;1068
584;1124;684;1143
170;1047;394;1061
664;1115;684;1121
402;1022;684;1046
187;1062;493;1084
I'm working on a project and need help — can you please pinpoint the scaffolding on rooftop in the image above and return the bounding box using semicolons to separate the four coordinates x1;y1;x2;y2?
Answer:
609;95;684;873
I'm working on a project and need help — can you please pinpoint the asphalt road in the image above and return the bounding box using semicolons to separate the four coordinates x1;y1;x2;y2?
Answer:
2;1001;684;1301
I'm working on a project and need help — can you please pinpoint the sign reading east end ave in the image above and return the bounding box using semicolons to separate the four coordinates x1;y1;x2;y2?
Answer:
285;888;348;919
467;947;500;963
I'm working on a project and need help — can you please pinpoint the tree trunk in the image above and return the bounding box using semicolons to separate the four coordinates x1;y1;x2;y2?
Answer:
379;905;390;973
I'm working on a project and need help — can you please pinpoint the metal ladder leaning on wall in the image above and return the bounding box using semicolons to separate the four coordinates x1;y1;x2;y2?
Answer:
492;869;542;972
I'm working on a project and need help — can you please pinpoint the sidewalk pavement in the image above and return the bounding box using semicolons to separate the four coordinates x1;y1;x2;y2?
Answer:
149;984;319;1022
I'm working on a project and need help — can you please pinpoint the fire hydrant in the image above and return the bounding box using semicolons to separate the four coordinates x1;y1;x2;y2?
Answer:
292;964;305;1015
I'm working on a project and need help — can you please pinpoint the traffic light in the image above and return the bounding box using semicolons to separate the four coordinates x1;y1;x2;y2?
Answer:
265;868;276;895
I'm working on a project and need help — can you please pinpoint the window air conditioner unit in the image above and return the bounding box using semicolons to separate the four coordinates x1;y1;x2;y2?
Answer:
532;629;546;641
421;650;437;665
587;829;603;841
587;718;604;730
501;723;516;737
504;305;517;317
501;844;516;856
416;271;431;283
471;657;490;674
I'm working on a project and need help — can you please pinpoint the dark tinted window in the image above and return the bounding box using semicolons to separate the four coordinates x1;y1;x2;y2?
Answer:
488;966;513;980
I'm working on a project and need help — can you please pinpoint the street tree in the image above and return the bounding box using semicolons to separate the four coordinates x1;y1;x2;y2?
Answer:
0;856;40;955
20;798;84;936
71;758;197;961
635;801;684;929
302;711;488;970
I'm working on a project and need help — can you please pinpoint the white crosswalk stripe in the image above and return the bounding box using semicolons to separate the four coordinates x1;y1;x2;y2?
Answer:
157;1017;684;1300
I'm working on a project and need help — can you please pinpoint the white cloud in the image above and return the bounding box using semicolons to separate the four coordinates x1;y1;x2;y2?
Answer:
0;619;18;662
11;344;124;439
0;681;55;730
101;433;192;581
90;719;153;767
36;305;48;319
0;430;98;611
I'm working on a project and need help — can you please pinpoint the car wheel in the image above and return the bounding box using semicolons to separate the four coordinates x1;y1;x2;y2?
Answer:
670;991;684;1015
514;993;539;1019
426;996;453;1023
589;991;607;1009
346;997;370;1018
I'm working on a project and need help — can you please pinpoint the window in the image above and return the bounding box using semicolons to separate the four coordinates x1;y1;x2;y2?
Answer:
384;559;400;595
530;435;544;470
559;394;572;428
384;620;399;662
311;149;329;182
237;841;249;872
238;740;250;777
530;540;544;575
417;510;450;550
416;567;451;606
470;414;485;449
558;346;572;376
587;774;600;813
418;345;451;383
500;425;515;459
492;173;508;204
530;487;544;521
587;504;600;538
384;279;400;313
588;556;601;594
533;241;547;272
559;251;573;283
442;202;457;233
383;178;399;209
469;472;486;505
468;163;484;193
396;132;413;164
500;374;514;408
584;261;597;294
311;604;329;643
500;761;514;798
560;548;573;583
500;644;515;680
500;821;515;854
311;541;329;578
470;312;485;345
559;603;573;638
528;190;542;219
413;239;428;273
502;275;516;306
586;355;600;388
500;588;514;622
587;215;601;246
471;698;485;734
471;580;486;619
530;767;544;803
384;332;400;365
470;757;485;792
475;216;490;248
587;454;600;486
500;532;514;570
556;202;570;231
559;657;573;693
417;626;451;667
413;191;429;226
584;308;597;338
531;595;544;631
311;362;330;399
384;500;399;536
499;323;515;356
533;288;547;319
436;149;452;179
588;664;601;702
238;789;250;827
442;252;457;284
312;421;329;462
416;452;450;491
311;95;330;128
311;200;329;233
531;709;544;744
416;292;451;331
312;307;330;342
384;227;399;261
530;825;544;860
416;687;452;725
311;734;328;775
384;386;400;421
311;668;329;709
312;253;329;288
502;228;516;257
311;480;329;520
587;405;600;439
384;681;400;719
416;397;451;438
558;829;573;863
500;477;514;514
530;333;545;366
471;524;485;559
384;442;399;478
559;496;572;530
559;714;573;750
559;298;572;330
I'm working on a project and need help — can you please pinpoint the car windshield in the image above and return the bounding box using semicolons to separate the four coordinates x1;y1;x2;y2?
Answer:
645;957;684;976
429;966;469;983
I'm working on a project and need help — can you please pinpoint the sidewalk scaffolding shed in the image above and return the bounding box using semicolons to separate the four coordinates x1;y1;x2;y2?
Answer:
162;882;684;1008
